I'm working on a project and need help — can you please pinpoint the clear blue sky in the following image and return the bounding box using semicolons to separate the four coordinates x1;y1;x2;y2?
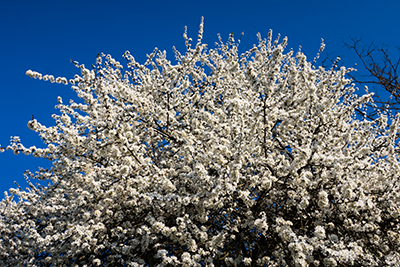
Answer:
1;0;400;197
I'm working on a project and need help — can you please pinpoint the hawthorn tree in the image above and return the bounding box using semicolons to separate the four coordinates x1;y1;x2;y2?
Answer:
1;19;400;266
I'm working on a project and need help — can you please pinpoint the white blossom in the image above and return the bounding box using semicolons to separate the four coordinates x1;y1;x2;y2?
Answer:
1;19;399;266
314;225;326;239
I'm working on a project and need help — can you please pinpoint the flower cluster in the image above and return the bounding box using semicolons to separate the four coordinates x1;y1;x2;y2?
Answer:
1;19;399;266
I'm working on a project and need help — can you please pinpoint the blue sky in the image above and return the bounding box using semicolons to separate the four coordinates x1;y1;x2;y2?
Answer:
1;0;400;197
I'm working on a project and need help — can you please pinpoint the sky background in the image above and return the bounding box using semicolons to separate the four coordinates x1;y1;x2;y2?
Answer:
1;0;400;197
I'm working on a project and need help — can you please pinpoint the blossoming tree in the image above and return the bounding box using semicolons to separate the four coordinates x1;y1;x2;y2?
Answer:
1;19;400;266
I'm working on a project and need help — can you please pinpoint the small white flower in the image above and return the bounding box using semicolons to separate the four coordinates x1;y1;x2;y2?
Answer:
243;257;252;266
318;190;329;209
314;225;325;239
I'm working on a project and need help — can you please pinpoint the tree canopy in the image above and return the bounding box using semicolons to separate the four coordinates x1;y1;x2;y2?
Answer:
1;19;400;266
